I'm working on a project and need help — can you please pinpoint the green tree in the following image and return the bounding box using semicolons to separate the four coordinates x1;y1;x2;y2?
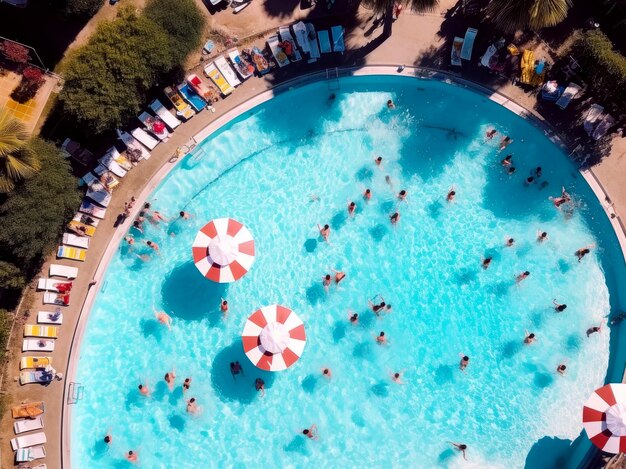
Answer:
0;260;25;290
63;0;103;18
59;8;175;134
145;0;206;64
0;138;80;266
486;0;572;32
364;0;439;37
0;108;40;193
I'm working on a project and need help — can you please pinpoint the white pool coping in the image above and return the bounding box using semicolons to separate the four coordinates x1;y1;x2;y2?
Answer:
61;65;626;468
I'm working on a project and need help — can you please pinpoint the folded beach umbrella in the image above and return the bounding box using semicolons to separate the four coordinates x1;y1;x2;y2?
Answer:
583;383;626;453
192;218;255;283
242;305;306;371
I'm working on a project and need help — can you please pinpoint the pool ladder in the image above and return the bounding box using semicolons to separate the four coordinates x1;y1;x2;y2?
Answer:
326;67;339;91
67;382;84;404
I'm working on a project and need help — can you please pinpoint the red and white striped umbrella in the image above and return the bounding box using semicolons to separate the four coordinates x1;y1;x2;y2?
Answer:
192;218;255;283
583;383;626;453
242;305;306;371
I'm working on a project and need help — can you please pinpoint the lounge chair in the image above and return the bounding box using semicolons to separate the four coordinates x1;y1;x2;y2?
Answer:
187;74;220;102
203;39;215;55
227;48;253;81
24;325;58;339
292;22;310;56
57;246;87;262
331;25;345;54
592;113;615;141
249;46;270;75
37;278;72;292
75;212;98;227
81;171;98;187
318;30;331;54
267;35;290;67
519;50;545;86
117;129;151;161
62;233;90;249
49;264;78;279
61;138;93;166
479;44;497;68
460;27;477;60
215;55;241;87
20;356;52;369
11;431;47;450
79;200;106;219
163;87;195;121
131;127;159;150
37;311;63;325
305;23;321;63
555;82;582;109
23;339;54;352
177;83;207;112
20;370;55;385
203;64;235;97
14;416;44;434
43;291;70;306
149;99;181;130
583;104;604;135
15;445;46;462
12;401;44;419
85;186;112;208
99;148;130;177
68;220;96;236
92;167;119;190
541;81;564;102
451;37;463;66
279;26;302;61
138;112;170;141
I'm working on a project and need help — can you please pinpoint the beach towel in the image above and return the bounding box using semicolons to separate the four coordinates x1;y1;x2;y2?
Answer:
318;30;331;54
460;27;477;60
49;264;78;279
85;187;112;208
187;74;219;102
519;50;545;86
267;35;290;67
117;129;152;161
279;26;302;61
149;99;181;130
68;220;96;236
331;25;345;54
555;82;582;110
138;112;170;141
292;22;310;54
163;87;195;121
12;401;44;418
249;46;270;75
227;48;253;80
20;370;55;385
215;55;241;87
131;127;159;150
37;278;72;292
63;233;90;249
57;246;87;262
583;104;604;136
11;431;47;450
178;83;207;112
204;63;235;97
451;37;463;66
24;325;58;338
23;339;55;352
37;311;63;325
79;200;106;219
21;356;52;369
541;81;564;102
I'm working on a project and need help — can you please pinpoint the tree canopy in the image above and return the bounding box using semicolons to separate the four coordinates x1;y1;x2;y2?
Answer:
0;260;25;290
63;0;103;18
486;0;572;32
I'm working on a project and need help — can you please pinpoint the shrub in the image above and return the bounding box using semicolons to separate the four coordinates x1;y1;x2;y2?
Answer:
11;67;45;104
572;30;626;110
63;0;103;18
22;66;43;83
0;41;30;65
0;261;25;290
144;0;206;64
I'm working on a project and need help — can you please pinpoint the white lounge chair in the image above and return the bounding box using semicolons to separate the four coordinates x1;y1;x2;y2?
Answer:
14;416;44;435
37;278;72;292
38;311;63;325
480;44;497;68
15;445;46;462
117;129;151;160
583;104;604;135
138;112;170;141
460;27;477;60
98;149;128;178
43;292;69;306
451;37;463;66
49;264;78;279
279;26;302;61
11;431;47;450
215;55;241;88
149;99;181;130
305;23;321;63
555;82;582;109
592;113;615;140
331;25;345;54
267;35;290;67
227;48;253;81
62;233;90;249
292;22;310;55
318;30;331;54
23;339;55;352
91;167;118;190
79;200;106;219
86;187;112;208
131;127;159;150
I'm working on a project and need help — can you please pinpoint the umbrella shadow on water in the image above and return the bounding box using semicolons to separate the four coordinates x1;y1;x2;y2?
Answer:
303;238;318;253
434;364;455;385
139;318;163;341
355;166;373;182
501;340;523;359
332;321;346;343
284;435;310;455
211;340;275;404
90;439;109;460
369;223;388;243
369;380;389;397
438;448;456;464
161;262;227;323
301;374;319;394
306;282;326;306
168;413;186;432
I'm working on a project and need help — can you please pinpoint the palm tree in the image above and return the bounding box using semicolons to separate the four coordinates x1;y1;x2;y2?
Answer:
364;0;439;38
0;108;40;193
486;0;572;32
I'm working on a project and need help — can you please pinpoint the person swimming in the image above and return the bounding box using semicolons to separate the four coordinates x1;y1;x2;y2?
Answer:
323;274;332;291
482;257;492;269
363;188;372;201
387;99;395;109
375;156;383;166
499;135;512;150
220;298;229;315
507;166;516;175
154;309;172;330
230;361;243;377
318;224;330;242
537;231;548;242
501;154;512;166
516;271;530;283
524;332;536;344
348;201;356;217
183;377;192;392
525;176;535;185
398;189;407;201
390;212;400;224
391;371;404;384
556;364;567;376
449;442;468;461
575;245;593;261
322;368;332;379
104;434;112;445
332;269;346;284
459;354;470;371
369;298;388;315
534;166;542;178
506;237;515;247
186;397;199;414
486;129;497;140
138;383;150;397
376;331;387;345
447;189;456;202
349;311;359;324
164;369;176;391
255;378;265;397
180;211;191;219
550;186;571;208
553;300;567;312
126;450;138;463
587;326;601;337
303;424;318;439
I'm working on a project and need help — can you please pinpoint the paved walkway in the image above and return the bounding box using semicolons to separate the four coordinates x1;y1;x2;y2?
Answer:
2;3;625;468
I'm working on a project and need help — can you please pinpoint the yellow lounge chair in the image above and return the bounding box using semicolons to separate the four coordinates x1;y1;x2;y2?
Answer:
12;401;44;419
203;63;234;97
519;49;545;86
57;245;87;262
24;325;58;338
20;357;52;369
67;221;96;237
164;86;195;120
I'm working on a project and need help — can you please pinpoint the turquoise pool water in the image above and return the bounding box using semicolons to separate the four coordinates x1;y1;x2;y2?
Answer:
72;76;620;468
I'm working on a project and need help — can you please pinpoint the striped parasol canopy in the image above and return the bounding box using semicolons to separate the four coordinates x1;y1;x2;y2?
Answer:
583;383;626;453
242;305;306;371
192;218;255;283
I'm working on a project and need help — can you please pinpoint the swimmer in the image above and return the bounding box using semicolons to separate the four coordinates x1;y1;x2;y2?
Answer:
303;424;318;440
126;450;138;463
553;300;567;312
391;371;404;384
150;210;169;224
385;175;394;187
507;166;516;175
179;211;192;220
387;99;395;109
398;189;407;201
369;298;387;315
550;186;571;208
499;135;512;151
375;156;383;166
363;188;372;201
332;269;346;284
459;354;470;371
145;240;160;254
348;201;356;217
516;271;530;284
525;176;535;186
575;245;594;262
447;189;456;202
390;212;400;224
136;211;146;223
164;369;176;391
587;326;601;337
132;221;143;233
556;363;567;376
537;231;548;242
506;237;515;247
449;442;468;461
376;331;387;345
183;377;192;392
138;383;151;397
323;274;332;291
501;154;512;166
230;361;243;378
317;224;330;242
124;236;135;246
348;311;359;325
482;257;492;269
486;128;497;140
104;433;112;445
524;331;536;344
255;378;265;397
220;298;229;315
154;309;172;330
328;93;336;101
534;166;542;178
186;397;199;414
322;368;332;379
611;312;626;325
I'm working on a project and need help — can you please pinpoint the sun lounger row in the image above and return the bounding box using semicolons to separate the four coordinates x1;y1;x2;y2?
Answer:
11;401;47;463
266;22;342;69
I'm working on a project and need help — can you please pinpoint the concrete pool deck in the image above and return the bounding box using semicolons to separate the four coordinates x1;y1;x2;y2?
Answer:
2;5;626;468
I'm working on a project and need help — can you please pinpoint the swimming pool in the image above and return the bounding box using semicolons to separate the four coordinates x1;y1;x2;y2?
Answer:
71;75;625;468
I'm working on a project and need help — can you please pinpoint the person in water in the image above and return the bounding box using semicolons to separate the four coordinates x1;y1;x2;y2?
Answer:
557;363;567;376
516;271;530;284
363;188;372;201
348;201;356;217
104;433;113;445
390;212;400;224
375;156;383;166
230;361;243;378
376;331;387;345
183;377;192;392
398;189;407;201
575;245;594;261
318;224;330;242
553;300;567;312
482;257;492;269
499;135;512;150
164;369;176;391
587;326;601;337
180;211;192;220
524;332;536;344
459;354;470;371
507;166;516;175
506;237;515;247
486;129;497;140
186;397;199;414
323;274;332;291
449;442;468;461
138;383;151;397
525;176;535;186
550;186;571;208
332;269;346;284
322;368;332;379
391;371;404;384
537;231;548;242
387;99;395;109
303;424;318;439
447;189;456;202
348;311;359;325
501;154;512;166
126;450;138;463
255;378;265;397
154;309;172;330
